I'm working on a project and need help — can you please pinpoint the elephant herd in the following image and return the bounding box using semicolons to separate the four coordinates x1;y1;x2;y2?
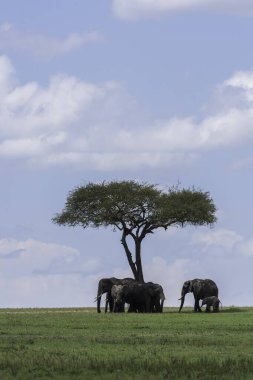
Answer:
96;278;165;313
96;277;221;313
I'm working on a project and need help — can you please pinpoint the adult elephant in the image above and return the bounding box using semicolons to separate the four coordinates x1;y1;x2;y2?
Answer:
96;277;135;313
146;282;165;313
178;279;218;312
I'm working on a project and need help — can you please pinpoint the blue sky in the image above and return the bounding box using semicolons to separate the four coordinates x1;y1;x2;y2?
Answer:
1;0;253;308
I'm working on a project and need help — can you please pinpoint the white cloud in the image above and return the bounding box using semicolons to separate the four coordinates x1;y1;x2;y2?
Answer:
0;238;100;276
144;257;190;306
192;228;253;258
192;229;243;250
112;0;253;20
1;55;253;170
0;237;102;307
224;70;253;92
0;54;15;96
0;22;103;58
0;274;100;308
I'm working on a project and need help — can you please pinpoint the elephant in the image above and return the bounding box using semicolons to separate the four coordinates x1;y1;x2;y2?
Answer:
201;296;222;312
114;283;151;313
114;282;165;313
179;279;218;313
111;285;125;312
96;277;135;313
146;282;165;313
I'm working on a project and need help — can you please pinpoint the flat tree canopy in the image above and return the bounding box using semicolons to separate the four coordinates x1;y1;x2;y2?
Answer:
53;181;216;282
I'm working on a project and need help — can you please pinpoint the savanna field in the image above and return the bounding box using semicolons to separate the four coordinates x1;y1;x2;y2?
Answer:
0;307;253;380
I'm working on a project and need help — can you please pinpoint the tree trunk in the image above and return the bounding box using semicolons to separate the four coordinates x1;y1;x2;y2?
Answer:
121;232;138;280
121;232;144;282
135;239;144;283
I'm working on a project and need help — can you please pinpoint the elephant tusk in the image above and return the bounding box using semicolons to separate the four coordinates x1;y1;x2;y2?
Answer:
94;293;103;302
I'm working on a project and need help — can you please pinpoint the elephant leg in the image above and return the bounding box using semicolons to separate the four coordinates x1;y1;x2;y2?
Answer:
113;300;121;313
114;302;124;313
194;299;202;312
145;298;151;313
109;297;114;313
128;304;134;313
135;302;142;312
155;300;161;313
151;299;157;313
213;303;219;312
119;303;125;313
205;305;211;312
134;304;139;312
151;303;156;313
136;303;143;313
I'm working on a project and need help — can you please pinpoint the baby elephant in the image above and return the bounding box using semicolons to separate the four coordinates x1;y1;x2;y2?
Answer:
201;296;222;312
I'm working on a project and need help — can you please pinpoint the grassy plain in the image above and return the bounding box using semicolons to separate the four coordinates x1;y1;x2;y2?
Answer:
0;307;252;379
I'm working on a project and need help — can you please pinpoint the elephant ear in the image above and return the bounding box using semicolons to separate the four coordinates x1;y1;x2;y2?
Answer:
123;285;129;297
189;280;194;292
147;287;155;297
153;284;161;293
102;278;113;292
192;280;202;294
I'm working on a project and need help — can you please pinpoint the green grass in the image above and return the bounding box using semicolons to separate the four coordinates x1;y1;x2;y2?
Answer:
0;307;253;379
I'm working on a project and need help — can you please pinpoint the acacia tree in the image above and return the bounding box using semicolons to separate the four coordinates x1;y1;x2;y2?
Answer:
52;181;216;282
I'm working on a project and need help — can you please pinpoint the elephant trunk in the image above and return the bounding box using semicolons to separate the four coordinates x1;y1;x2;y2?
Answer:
97;294;102;313
97;281;103;313
178;291;185;312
